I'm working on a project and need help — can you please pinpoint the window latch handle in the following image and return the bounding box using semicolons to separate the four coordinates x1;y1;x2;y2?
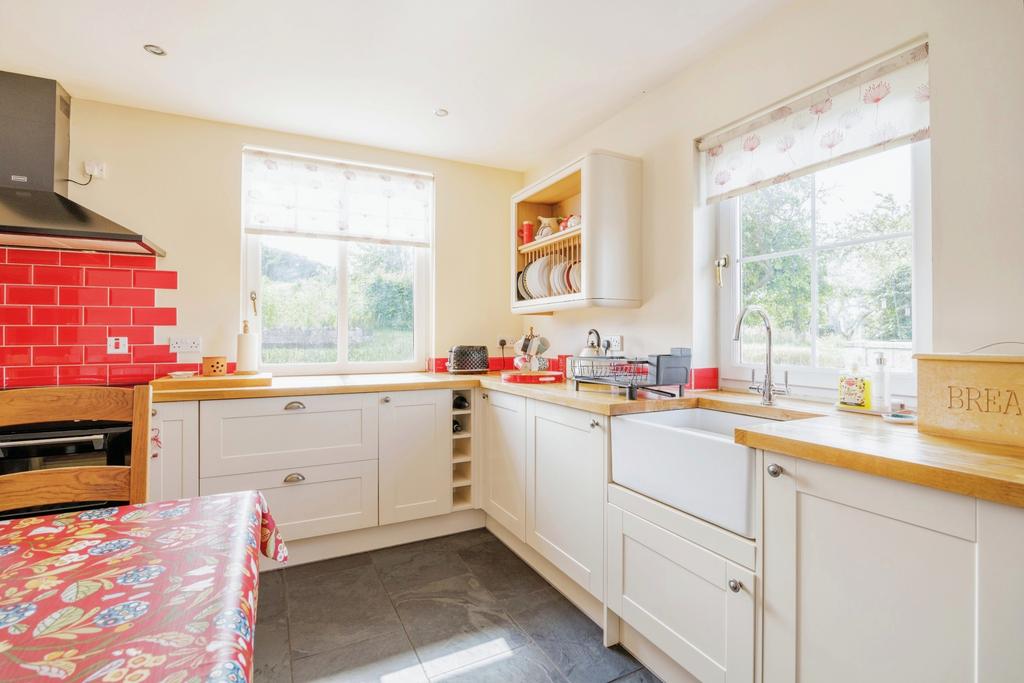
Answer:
249;290;258;316
714;254;729;288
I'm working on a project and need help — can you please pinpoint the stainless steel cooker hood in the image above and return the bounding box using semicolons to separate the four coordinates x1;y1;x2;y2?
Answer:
0;70;164;256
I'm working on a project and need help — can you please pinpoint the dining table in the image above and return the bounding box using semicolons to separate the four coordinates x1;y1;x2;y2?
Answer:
0;490;288;682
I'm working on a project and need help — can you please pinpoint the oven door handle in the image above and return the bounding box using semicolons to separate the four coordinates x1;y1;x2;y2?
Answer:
0;434;106;452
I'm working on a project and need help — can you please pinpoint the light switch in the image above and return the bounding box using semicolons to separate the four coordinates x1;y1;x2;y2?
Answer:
107;336;129;354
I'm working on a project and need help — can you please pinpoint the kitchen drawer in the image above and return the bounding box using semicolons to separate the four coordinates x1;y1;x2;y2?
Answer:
199;393;379;477
608;504;754;683
200;460;378;540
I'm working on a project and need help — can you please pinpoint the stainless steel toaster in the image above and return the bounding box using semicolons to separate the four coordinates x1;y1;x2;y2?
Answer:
448;345;489;374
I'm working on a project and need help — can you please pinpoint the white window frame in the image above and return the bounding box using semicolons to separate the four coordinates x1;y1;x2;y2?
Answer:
242;165;434;376
717;141;932;399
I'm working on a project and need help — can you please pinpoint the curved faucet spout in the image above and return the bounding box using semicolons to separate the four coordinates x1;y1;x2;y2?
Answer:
733;305;779;405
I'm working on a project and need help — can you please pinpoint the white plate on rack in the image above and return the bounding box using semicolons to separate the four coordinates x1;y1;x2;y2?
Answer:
517;270;528;299
571;261;581;292
530;256;552;298
550;259;566;296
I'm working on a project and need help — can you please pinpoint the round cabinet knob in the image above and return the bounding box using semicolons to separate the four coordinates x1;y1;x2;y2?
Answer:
728;579;742;593
767;463;784;478
382;396;392;403
283;472;306;484
481;393;489;399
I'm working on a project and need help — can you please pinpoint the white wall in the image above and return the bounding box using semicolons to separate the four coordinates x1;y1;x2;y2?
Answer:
522;0;1024;369
67;100;523;363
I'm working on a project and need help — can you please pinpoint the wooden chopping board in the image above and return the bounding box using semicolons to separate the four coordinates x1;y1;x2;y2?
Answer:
151;372;273;390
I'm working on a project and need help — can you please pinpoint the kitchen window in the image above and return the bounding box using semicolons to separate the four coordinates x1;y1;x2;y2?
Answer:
242;148;433;374
707;43;932;396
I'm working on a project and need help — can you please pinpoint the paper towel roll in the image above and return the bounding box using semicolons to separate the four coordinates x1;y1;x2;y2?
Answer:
236;326;259;375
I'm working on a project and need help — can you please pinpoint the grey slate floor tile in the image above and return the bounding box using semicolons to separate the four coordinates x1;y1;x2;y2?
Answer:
255;528;654;683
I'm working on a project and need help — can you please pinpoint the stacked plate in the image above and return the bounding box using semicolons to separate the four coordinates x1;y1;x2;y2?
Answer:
518;257;581;300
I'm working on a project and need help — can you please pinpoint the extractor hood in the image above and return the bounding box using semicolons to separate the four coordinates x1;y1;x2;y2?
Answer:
0;71;164;256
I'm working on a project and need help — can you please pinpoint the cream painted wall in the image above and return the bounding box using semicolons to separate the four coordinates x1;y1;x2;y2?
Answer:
67;100;522;363
521;0;1024;373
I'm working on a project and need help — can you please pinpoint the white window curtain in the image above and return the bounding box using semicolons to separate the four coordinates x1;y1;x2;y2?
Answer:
698;43;929;204
242;148;434;247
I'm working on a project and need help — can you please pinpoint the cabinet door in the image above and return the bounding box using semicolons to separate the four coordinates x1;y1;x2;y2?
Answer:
199;393;379;477
200;461;378;539
482;390;527;541
149;401;198;502
763;453;977;683
607;504;754;683
526;400;606;599
379;389;452;525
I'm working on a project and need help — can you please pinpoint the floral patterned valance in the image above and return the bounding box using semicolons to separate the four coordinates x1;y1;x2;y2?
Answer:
243;148;434;247
698;43;929;204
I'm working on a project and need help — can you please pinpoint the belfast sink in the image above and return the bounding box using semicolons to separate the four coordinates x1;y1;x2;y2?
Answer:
611;408;778;538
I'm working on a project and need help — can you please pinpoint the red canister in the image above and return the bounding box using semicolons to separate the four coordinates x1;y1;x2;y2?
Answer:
519;221;535;244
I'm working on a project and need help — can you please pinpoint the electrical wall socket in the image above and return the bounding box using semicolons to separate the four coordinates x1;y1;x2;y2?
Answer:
607;335;624;352
169;336;202;353
496;336;510;350
106;337;128;354
83;161;106;179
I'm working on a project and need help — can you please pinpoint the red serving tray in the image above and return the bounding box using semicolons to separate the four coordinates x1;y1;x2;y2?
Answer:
501;370;565;384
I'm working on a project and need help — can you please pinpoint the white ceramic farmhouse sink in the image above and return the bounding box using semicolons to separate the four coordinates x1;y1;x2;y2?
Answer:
611;409;778;538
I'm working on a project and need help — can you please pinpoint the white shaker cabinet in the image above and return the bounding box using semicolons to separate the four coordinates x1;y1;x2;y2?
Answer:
379;389;453;524
482;390;528;541
148;401;198;502
762;453;1024;683
526;400;607;600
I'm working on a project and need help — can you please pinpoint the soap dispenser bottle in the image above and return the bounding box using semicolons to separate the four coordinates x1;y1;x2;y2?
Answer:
872;353;890;414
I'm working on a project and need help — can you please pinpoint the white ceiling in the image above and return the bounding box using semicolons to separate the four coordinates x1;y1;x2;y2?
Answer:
0;0;783;170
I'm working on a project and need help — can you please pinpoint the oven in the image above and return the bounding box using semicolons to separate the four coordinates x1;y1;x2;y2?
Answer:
0;420;133;519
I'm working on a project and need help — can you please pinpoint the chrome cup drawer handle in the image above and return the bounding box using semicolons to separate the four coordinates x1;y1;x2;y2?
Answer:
283;472;306;484
284;401;306;411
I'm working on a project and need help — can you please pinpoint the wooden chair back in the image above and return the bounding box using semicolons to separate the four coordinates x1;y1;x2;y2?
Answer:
0;385;151;513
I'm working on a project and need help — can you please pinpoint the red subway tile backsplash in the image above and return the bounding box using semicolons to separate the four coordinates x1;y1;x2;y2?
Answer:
84;268;132;287
33;266;83;286
109;288;154;307
0;264;32;284
6;326;57;345
133;307;176;326
110;255;156;270
32;306;83;326
61;252;110;267
132;270;177;289
59;287;108;306
7;285;58;305
84;307;132;325
0;248;181;388
7;249;59;265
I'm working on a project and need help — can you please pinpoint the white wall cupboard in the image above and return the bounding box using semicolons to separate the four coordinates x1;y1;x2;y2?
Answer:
148;401;198;502
762;453;1024;683
481;390;528;540
379;389;453;525
526;400;607;600
511;150;642;314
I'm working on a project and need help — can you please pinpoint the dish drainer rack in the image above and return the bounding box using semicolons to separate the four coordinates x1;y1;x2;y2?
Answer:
569;356;685;400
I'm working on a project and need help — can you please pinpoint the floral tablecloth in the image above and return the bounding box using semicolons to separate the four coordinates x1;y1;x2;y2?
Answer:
0;491;288;682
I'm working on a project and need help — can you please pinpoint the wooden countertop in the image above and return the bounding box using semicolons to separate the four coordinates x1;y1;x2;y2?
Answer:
151;372;1024;508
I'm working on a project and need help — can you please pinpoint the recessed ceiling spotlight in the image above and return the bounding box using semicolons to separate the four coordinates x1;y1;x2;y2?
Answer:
433;108;449;118
143;44;167;56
